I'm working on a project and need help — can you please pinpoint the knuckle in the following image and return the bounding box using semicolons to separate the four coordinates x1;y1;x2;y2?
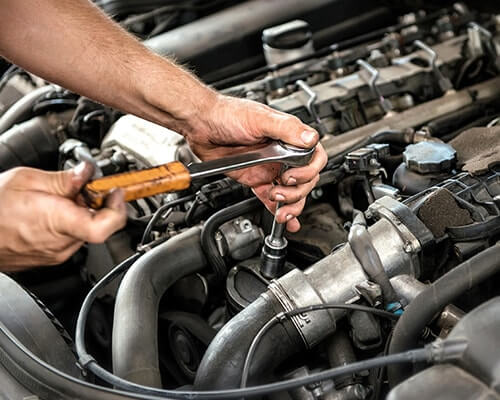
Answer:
4;167;28;183
278;115;302;131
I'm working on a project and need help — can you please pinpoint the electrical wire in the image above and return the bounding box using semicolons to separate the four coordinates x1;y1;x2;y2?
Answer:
139;194;195;246
240;303;400;389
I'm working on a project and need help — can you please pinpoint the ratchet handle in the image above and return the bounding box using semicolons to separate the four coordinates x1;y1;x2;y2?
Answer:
82;161;191;209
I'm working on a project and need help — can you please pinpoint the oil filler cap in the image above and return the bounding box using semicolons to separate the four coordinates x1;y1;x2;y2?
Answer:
403;141;457;174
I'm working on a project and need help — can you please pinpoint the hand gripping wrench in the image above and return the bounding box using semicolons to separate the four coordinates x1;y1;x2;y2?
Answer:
82;141;315;208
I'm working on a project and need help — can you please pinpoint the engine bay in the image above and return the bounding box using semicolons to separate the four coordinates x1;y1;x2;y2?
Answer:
1;1;500;399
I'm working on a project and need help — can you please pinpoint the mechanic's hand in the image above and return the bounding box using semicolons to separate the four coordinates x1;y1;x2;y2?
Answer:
0;163;126;271
186;94;327;232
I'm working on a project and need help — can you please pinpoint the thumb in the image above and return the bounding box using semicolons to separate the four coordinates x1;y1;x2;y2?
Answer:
259;107;319;149
45;162;95;198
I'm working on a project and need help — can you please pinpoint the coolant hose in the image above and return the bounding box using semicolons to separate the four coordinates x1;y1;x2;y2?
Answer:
112;227;207;387
387;242;500;387
0;85;55;134
194;294;301;390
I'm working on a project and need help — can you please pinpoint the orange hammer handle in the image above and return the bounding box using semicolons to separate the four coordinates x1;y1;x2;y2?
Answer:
82;161;191;209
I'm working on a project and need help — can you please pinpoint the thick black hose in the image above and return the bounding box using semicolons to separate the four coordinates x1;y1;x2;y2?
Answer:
201;197;260;281
348;210;398;303
194;294;301;390
0;116;61;171
387;243;500;387
112;227;207;387
0;85;55;134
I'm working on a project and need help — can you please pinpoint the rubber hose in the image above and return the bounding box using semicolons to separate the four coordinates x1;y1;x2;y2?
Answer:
348;210;398;303
200;197;260;281
387;242;500;387
0;115;60;171
194;294;301;390
112;227;207;387
0;85;55;134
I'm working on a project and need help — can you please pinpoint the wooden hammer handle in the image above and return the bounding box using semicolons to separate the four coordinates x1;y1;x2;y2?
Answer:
82;161;191;209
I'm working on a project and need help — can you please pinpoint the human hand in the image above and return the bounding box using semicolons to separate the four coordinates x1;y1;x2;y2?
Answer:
0;163;126;271
186;94;327;232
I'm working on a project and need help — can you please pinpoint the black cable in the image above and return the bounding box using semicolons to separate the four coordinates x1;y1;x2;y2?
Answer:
75;253;142;362
240;303;399;389
372;330;393;400
139;194;195;246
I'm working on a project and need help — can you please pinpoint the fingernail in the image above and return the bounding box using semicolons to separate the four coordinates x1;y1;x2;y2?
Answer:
275;193;285;202
301;130;317;145
286;214;294;221
287;177;297;185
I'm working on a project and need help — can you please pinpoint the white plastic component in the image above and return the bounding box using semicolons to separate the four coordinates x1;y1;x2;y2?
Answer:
101;115;187;167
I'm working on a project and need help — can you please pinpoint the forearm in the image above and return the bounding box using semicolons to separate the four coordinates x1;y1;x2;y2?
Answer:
0;0;216;135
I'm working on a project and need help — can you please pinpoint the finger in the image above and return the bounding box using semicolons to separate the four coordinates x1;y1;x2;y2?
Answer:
286;217;301;233
269;176;319;204
281;145;327;185
258;107;319;149
253;186;302;232
59;189;127;243
275;198;307;224
228;162;281;187
13;162;95;198
252;184;276;212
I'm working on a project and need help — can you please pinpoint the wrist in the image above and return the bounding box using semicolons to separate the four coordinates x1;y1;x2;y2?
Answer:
135;54;218;137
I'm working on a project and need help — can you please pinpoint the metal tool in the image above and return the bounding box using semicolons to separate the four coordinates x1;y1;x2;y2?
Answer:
82;141;315;208
260;165;289;279
260;201;288;279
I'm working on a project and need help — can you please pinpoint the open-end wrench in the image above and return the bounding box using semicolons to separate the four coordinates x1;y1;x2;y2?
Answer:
82;141;315;208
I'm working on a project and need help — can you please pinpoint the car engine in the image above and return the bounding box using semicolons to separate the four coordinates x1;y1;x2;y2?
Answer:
1;1;500;399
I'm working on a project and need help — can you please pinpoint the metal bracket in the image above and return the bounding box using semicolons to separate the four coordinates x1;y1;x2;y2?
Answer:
356;59;393;114
414;40;453;93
